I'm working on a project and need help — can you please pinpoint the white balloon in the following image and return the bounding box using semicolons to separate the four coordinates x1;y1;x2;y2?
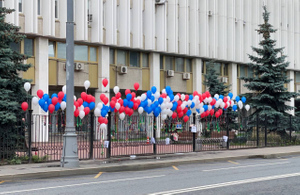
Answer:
141;94;147;101
208;105;212;111
238;101;243;109
214;94;219;99
181;103;186;110
147;99;152;106
61;101;66;110
94;108;100;116
220;102;225;109
138;107;144;114
200;108;205;113
100;124;107;130
97;102;103;109
230;100;234;107
167;109;173;117
74;105;76;111
32;97;39;106
208;97;212;103
79;105;84;111
226;102;230;108
84;80;91;90
154;92;160;99
79;110;85;119
74;95;77;101
62;85;66;94
113;86;120;94
194;96;199;101
162;89;166;94
174;95;179;102
115;102;120;110
181;94;185;101
166;97;170;102
161;114;167;120
187;100;192;107
161;103;166;110
24;82;31;92
119;113;125;120
245;104;250;111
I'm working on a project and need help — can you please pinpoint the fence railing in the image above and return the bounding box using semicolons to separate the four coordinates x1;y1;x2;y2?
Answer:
1;111;300;163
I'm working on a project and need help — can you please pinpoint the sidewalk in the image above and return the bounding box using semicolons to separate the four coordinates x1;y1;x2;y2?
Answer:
1;146;300;181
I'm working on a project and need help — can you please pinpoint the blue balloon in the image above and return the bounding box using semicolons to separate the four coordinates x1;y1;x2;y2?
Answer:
43;103;48;112
145;106;152;114
186;110;192;117
189;95;193;100
203;105;208;111
154;101;159;107
51;93;58;98
232;105;237;111
39;99;45;107
235;96;240;102
228;92;233;99
191;102;195;108
123;99;129;107
171;102;177;111
141;100;147;108
47;98;52;105
196;109;200;113
101;110;107;117
126;93;132;101
169;94;174;101
168;90;173;96
165;86;171;94
63;94;67;102
219;95;224;100
147;91;152;98
241;96;246;103
43;94;49;101
103;105;109;111
128;101;134;108
109;106;115;112
55;102;60;111
150;96;155;102
83;101;89;108
89;102;95;110
151;86;157;94
158;97;163;104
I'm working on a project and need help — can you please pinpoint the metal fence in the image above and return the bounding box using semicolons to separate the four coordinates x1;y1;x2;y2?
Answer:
1;110;300;163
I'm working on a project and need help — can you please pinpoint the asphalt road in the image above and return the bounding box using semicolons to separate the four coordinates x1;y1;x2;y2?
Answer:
1;155;300;195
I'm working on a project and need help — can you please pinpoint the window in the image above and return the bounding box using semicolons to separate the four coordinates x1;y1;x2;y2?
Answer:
57;42;66;59
37;0;41;15
110;49;115;64
19;0;23;12
24;38;34;57
117;50;126;65
55;0;58;19
10;42;21;53
296;72;300;83
240;65;246;77
160;55;163;69
223;64;228;76
248;67;254;78
74;45;88;61
89;47;97;62
48;41;55;57
165;56;174;70
142;53;149;67
175;58;184;72
129;51;140;67
186;59;192;72
212;62;221;75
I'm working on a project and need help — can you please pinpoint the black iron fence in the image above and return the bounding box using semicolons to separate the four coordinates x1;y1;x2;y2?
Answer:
1;111;300;164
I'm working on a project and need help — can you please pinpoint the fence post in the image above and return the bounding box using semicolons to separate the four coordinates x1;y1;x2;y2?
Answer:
193;113;196;152
290;115;292;143
153;117;157;155
107;112;111;158
265;113;267;147
256;112;259;147
226;111;229;149
28;109;33;163
89;113;94;159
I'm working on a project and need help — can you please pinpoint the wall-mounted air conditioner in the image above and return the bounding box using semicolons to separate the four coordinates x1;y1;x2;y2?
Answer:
167;70;174;77
75;62;84;71
119;66;127;74
182;72;190;80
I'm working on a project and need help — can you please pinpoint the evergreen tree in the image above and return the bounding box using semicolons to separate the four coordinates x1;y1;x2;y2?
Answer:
0;7;31;159
240;6;298;135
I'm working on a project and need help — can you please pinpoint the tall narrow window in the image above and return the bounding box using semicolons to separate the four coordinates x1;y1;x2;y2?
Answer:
117;50;127;65
142;53;149;67
19;0;23;12
160;55;164;69
37;0;41;15
186;59;192;72
55;0;58;19
110;49;115;64
165;56;174;70
10;42;21;53
57;42;66;59
74;45;88;61
129;51;140;67
48;41;55;57
24;38;34;57
175;57;184;72
89;47;97;62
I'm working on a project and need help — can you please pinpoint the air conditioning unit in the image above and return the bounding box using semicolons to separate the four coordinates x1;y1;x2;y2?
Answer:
88;14;92;22
182;72;190;80
167;70;174;77
155;0;166;5
119;66;128;74
221;77;228;83
75;62;84;71
208;11;213;16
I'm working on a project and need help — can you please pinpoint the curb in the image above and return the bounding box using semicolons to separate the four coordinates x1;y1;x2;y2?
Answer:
1;151;300;181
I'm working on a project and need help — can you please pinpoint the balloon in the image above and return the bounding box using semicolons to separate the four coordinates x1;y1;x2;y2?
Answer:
102;78;108;87
89;102;95;110
81;92;87;101
94;108;100;116
24;82;31;92
138;107;144;114
52;97;58;106
84;107;90;115
21;102;28;111
115;102;121;110
79;110;85;119
84;80;91;90
228;92;233;99
73;109;79;117
119;113;125;120
245;104;250;111
141;94;147;101
235;96;240;102
32;97;38;106
125;89;131;95
151;86;157;94
103;97;108;105
61;85;66;94
183;115;189;122
186;110;192;117
241;96;246;103
114;86;120;94
133;103;139;110
128;101;134;108
48;104;54;113
110;101;116;108
42;94;49;102
172;112;177;119
126;93;132;101
178;112;184;118
238;100;243;109
60;101;66;110
82;101;89;108
147;91;152;98
232;105;237;111
100;124;107;130
210;109;214;116
37;90;44;99
134;83;139;90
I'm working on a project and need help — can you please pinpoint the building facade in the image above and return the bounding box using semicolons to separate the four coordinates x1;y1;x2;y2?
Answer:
2;0;300;114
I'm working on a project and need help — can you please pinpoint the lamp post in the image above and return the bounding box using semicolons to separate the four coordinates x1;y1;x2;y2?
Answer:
61;0;79;168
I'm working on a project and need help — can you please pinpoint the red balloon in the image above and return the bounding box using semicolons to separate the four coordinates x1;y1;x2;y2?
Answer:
183;107;188;114
102;78;108;87
128;109;134;116
178;111;184;118
84;107;90;115
21;102;28;111
58;91;64;100
81;92;87;101
116;92;121;99
98;117;102;124
202;93;206;99
111;97;117;102
176;106;182;113
37;90;43;99
77;98;83;106
119;106;125;113
210;99;216;106
74;101;79;108
110;101;116;108
86;95;93;103
201;113;206;118
48;104;55;113
177;100;182;107
131;92;136;100
134;83;139;91
125;107;131;115
91;96;95;102
133;103;139;110
183;115;189;123
52;97;58;106
193;91;198;96
185;95;189;101
118;99;123;106
210;109;215;116
104;118;108;124
125;89;131;95
215;112;220;118
223;97;228;103
74;109;79;117
103;97;108;105
172;112;177;119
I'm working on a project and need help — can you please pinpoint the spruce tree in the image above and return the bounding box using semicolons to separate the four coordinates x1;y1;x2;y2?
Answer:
0;7;31;159
240;6;298;135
